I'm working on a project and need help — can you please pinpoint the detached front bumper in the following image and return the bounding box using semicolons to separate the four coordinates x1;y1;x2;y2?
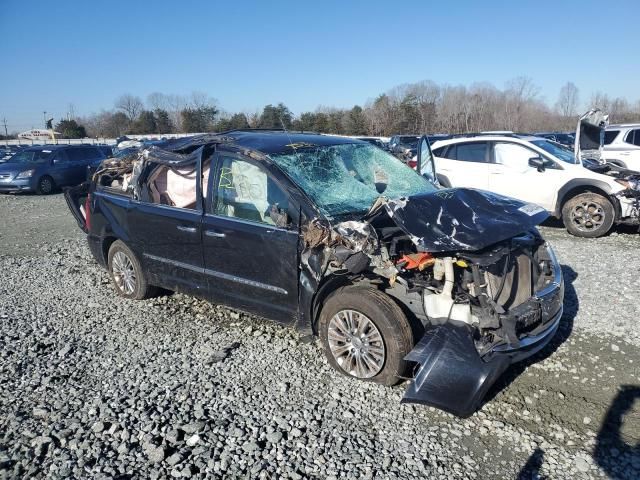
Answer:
402;245;564;417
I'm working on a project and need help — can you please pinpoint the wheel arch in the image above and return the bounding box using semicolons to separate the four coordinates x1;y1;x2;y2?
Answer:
309;274;425;341
102;235;119;263
555;179;620;220
309;274;356;335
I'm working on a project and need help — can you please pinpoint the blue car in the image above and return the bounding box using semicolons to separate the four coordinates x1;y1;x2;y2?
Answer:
0;145;107;194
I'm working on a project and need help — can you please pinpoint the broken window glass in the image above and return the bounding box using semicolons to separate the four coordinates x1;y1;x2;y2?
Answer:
270;144;434;217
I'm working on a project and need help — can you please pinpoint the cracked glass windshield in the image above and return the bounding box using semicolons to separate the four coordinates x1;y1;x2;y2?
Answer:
270;143;435;217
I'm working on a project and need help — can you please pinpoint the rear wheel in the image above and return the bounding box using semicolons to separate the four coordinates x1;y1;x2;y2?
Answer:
319;286;414;386
562;192;615;238
36;175;54;195
107;240;158;299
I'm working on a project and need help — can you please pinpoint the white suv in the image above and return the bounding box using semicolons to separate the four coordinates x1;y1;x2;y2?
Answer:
431;135;638;237
602;124;640;171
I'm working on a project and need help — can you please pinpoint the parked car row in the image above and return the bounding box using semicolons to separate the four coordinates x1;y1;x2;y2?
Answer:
0;144;112;194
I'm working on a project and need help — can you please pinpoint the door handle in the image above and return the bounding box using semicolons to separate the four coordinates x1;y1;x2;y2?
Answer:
177;225;197;233
205;230;226;238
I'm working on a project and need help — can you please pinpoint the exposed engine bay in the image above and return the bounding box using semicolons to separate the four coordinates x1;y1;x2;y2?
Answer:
302;189;560;357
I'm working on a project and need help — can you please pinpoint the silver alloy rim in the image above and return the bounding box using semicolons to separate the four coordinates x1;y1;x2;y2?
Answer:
40;178;52;193
112;251;136;295
327;309;385;378
570;201;605;231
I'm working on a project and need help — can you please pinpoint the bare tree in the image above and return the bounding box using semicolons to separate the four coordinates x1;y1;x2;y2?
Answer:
115;94;143;121
67;103;76;120
555;82;580;118
189;91;218;110
147;92;168;111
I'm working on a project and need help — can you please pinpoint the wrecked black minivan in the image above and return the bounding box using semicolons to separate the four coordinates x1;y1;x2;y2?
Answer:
65;131;564;417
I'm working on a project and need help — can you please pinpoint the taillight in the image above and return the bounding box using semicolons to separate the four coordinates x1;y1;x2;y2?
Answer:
407;159;417;169
84;194;91;231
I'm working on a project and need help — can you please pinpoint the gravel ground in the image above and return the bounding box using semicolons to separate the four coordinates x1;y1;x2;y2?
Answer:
0;193;639;479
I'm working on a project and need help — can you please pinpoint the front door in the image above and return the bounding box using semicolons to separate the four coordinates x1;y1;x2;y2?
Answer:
202;151;299;323
488;141;562;212
47;149;77;186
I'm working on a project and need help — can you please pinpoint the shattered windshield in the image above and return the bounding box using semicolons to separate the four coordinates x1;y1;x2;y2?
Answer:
270;143;435;217
532;139;578;164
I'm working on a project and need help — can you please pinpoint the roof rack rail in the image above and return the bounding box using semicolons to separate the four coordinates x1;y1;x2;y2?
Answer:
449;132;526;139
220;127;325;135
220;128;285;133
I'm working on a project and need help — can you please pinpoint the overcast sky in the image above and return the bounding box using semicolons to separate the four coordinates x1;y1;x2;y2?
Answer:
2;0;639;132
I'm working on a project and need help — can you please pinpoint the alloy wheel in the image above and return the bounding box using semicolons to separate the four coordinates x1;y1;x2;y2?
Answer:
112;251;136;295
570;201;605;232
327;309;385;378
39;177;53;194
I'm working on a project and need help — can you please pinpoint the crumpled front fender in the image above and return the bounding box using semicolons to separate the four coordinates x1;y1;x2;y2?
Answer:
401;323;510;418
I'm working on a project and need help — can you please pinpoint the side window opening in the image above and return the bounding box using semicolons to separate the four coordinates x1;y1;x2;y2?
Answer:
143;160;209;210
214;156;290;227
454;142;487;163
604;130;619;145
623;129;640;146
494;143;537;169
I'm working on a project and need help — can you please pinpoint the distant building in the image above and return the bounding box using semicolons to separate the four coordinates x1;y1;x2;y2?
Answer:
18;129;60;141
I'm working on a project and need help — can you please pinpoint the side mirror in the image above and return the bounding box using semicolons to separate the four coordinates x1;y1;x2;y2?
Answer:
270;204;292;229
528;157;545;172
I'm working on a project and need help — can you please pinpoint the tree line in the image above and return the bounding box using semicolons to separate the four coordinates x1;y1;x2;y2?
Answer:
63;78;640;139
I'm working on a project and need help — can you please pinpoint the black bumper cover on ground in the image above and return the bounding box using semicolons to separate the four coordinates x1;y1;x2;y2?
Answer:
402;306;563;418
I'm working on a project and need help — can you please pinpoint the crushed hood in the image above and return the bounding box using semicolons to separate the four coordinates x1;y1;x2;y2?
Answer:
368;188;549;253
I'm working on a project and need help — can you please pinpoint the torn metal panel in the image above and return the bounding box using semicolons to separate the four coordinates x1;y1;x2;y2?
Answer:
367;189;549;253
143;145;204;167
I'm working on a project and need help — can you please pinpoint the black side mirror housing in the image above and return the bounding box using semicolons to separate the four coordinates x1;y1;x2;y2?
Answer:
528;157;545;172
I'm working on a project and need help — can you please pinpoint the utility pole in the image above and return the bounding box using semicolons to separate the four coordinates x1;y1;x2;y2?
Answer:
43;111;47;129
2;118;7;137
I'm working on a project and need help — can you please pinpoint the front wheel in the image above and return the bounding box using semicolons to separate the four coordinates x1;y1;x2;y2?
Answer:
561;192;615;238
319;286;414;386
107;240;158;299
36;175;55;195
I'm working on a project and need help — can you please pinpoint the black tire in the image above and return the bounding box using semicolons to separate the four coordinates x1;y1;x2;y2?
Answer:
318;286;414;386
36;175;55;195
107;240;158;300
561;192;615;238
